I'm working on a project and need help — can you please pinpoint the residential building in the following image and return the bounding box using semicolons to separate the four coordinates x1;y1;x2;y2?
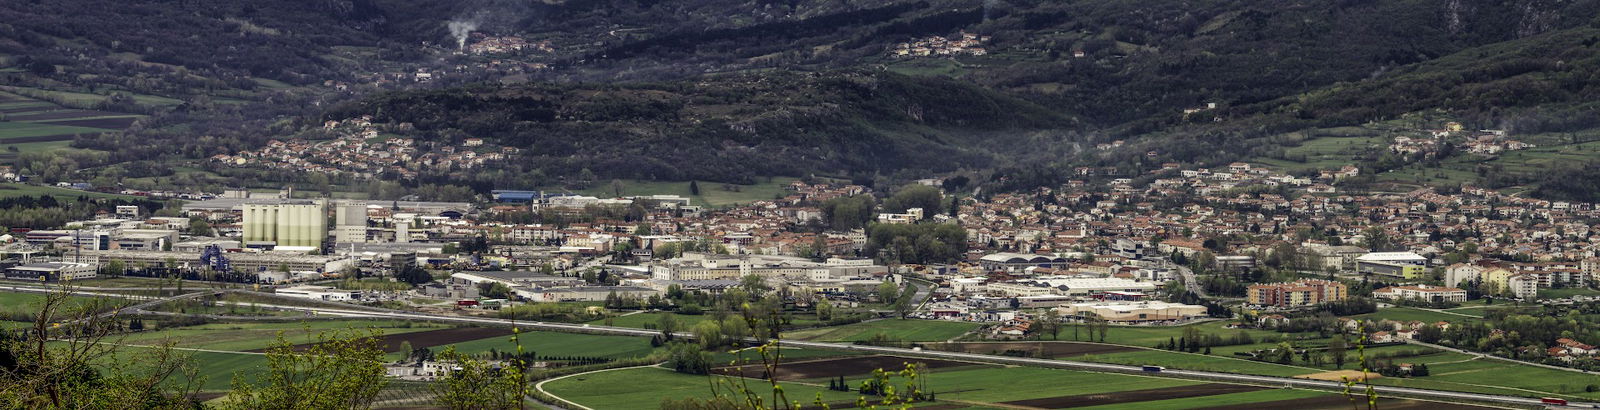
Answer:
1373;284;1468;303
1247;279;1348;308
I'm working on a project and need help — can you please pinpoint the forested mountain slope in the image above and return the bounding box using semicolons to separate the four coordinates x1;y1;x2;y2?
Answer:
324;70;1076;185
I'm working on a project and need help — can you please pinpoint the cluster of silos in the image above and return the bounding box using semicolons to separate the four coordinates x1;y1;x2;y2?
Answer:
242;202;328;248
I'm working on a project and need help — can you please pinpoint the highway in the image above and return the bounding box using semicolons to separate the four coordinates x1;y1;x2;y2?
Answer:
141;298;1593;409
15;285;1593;408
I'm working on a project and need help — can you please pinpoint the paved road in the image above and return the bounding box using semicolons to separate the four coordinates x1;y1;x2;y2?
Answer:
534;364;658;410
10;286;1593;408
1174;264;1207;298
143;299;1592;408
1408;339;1594;374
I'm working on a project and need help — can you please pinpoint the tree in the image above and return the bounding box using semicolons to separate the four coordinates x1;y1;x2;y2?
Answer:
665;342;711;375
1272;341;1296;364
689;180;700;196
611;179;626;197
693;321;724;349
816;299;834;321
1040;309;1062;340
820;195;876;230
221;329;387;409
0;287;200;408
478;282;512;299
396;265;433;285
892;288;917;319
658;313;680;340
189;219;214;236
1361;227;1391;251
431;346;526;409
99;260;126;277
740;274;770;296
882;184;944;218
877;281;901;304
1328;335;1348;369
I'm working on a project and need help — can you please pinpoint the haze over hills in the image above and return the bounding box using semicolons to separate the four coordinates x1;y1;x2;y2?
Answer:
3;0;1600;197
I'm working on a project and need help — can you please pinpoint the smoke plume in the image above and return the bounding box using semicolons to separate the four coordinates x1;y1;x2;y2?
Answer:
448;20;479;50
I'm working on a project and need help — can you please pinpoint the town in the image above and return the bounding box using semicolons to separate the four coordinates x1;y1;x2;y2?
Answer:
9;154;1600;376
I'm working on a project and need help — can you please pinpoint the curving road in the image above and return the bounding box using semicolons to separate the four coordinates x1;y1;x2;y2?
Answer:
12;286;1593;408
133;299;1593;409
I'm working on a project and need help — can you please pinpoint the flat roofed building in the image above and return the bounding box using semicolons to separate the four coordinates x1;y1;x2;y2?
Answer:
4;262;95;282
81;249;355;276
450;271;583;288
518;286;660;302
1247;279;1348;308
1374;285;1468;303
1055;301;1207;323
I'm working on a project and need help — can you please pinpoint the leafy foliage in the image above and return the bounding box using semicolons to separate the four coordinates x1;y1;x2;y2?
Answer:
220;329;388;410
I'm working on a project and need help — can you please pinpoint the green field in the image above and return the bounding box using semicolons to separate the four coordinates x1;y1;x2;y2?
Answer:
543;359;1354;410
1249;129;1388;173
67;276;241;289
557;177;798;208
0;121;110;140
115;320;447;352
0;291;123;320
441;330;660;359
541;366;860;409
1538;287;1600;299
1067;349;1317;377
591;311;711;329
1352;307;1479;324
782;319;979;342
1056;320;1310;348
1411;358;1600;399
921;366;1198;403
0;183;137;199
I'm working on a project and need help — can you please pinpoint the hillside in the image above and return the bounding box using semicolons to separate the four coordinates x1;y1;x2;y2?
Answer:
1075;24;1600;199
322;70;1077;186
7;0;1600;198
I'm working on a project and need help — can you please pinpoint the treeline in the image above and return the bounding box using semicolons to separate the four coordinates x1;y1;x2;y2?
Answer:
0;195;173;229
865;223;966;264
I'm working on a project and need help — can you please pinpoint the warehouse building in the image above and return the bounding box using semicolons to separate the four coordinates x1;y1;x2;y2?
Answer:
4;262;96;282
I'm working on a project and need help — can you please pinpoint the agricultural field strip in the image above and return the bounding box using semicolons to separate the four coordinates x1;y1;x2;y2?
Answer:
61;340;266;356
36;286;1587;407
534;364;661;410
106;297;1589;408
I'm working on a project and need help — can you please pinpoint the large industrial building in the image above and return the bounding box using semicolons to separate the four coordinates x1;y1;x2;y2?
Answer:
334;203;369;244
81;249;355;277
3;262;96;282
1054;301;1208;323
242;201;328;250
